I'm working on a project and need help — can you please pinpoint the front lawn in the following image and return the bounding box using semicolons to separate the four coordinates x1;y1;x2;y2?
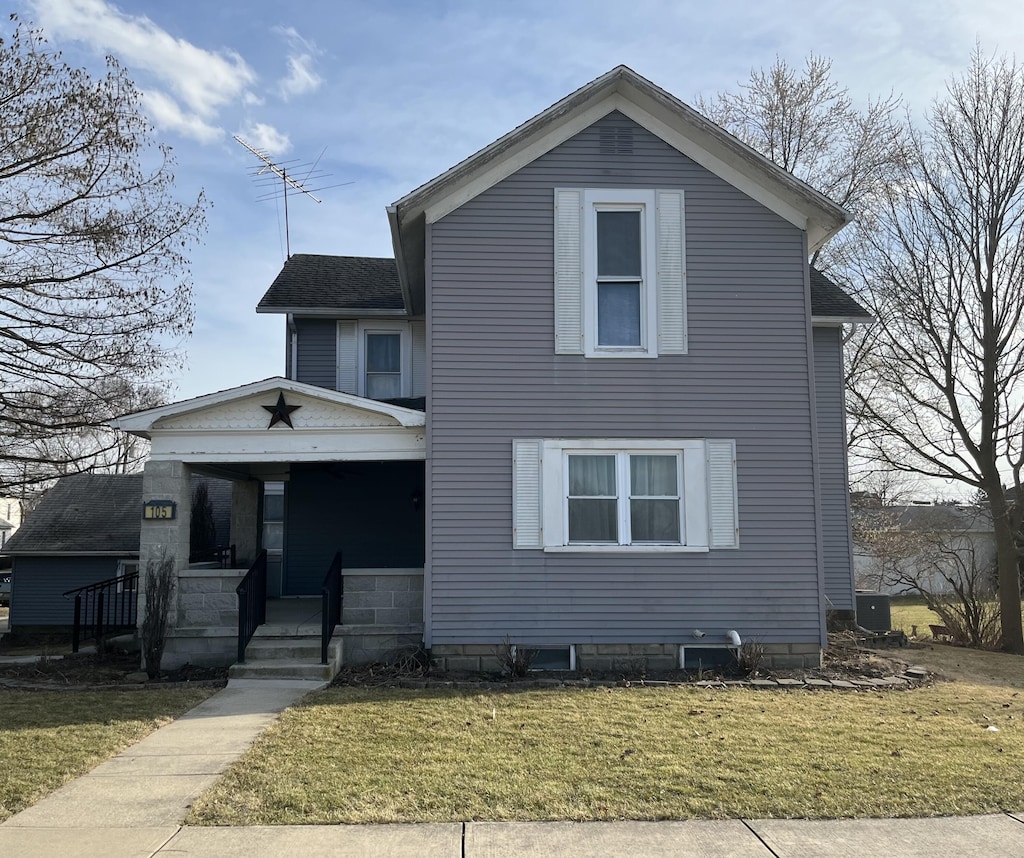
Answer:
0;687;216;821
188;676;1024;824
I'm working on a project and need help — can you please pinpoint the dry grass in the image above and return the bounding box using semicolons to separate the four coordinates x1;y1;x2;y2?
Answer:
188;675;1024;824
0;687;216;821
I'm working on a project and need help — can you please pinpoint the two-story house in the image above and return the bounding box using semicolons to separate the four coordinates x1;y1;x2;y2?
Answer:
117;66;869;675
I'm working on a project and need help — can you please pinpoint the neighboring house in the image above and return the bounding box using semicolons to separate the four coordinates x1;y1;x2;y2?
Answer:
116;66;869;672
853;503;996;596
0;516;12;552
1;473;231;630
3;474;143;630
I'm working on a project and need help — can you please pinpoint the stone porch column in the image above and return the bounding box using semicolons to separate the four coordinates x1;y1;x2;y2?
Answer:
140;459;192;572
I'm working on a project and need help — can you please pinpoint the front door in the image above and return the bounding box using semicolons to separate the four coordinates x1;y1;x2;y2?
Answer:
262;481;285;597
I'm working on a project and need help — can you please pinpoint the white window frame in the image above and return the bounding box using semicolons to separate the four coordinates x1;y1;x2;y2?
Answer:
357;321;411;399
563;450;684;547
510;644;577;671
541;439;709;553
583;189;658;358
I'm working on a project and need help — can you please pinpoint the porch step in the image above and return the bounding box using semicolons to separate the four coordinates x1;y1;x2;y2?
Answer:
228;633;343;682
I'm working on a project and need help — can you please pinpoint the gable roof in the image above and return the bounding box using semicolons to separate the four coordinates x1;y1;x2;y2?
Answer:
389;65;852;315
2;474;142;556
257;254;406;316
810;268;872;322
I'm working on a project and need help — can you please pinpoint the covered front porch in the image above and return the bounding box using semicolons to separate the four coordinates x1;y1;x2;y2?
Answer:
116;377;427;673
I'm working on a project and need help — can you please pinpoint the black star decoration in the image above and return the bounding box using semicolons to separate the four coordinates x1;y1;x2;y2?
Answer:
262;392;301;429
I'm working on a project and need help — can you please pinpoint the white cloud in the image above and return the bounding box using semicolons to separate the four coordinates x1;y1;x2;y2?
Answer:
141;90;223;144
236;122;292;157
274;25;322;99
31;0;256;139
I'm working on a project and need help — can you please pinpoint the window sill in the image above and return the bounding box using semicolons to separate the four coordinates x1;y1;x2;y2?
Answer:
543;545;710;554
583;349;658;359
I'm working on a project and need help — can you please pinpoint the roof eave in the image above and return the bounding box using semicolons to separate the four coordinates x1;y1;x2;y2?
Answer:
812;315;876;326
256;306;409;317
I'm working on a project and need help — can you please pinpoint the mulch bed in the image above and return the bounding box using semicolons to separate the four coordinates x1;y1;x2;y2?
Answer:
0;651;228;690
326;638;933;691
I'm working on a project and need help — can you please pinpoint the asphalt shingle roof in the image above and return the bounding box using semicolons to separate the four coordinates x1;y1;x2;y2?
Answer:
257;254;405;313
257;255;867;322
810;267;871;319
2;474;142;555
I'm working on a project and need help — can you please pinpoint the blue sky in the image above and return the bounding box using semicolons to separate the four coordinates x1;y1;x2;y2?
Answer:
15;0;1024;400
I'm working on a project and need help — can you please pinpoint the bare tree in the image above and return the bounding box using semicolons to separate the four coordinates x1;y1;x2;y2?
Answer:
855;505;1001;649
848;49;1024;652
696;54;908;273
0;19;205;494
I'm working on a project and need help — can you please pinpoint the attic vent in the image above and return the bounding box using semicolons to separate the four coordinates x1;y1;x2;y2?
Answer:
599;126;634;155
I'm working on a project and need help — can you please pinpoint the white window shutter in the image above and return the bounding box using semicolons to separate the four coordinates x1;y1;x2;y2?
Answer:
337;321;358;394
512;439;543;548
411;320;426;396
656;189;687;354
706;439;738;549
554;188;584;354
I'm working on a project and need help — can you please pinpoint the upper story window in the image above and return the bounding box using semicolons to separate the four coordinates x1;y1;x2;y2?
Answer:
365;332;402;399
585;190;657;355
555;188;686;358
336;320;425;401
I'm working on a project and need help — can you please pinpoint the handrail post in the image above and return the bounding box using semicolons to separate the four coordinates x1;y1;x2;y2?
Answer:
72;594;82;653
237;581;248;664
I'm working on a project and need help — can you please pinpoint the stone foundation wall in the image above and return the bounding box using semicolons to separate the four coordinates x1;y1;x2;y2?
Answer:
342;570;423;627
429;641;823;673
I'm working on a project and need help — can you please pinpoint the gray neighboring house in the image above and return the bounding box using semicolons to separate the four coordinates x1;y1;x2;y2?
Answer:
116;66;870;672
3;474;142;630
853;503;996;596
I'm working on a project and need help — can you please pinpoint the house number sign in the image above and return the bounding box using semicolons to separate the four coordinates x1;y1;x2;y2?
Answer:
143;500;177;521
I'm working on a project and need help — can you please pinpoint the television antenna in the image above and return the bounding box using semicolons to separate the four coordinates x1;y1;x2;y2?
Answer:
234;136;351;258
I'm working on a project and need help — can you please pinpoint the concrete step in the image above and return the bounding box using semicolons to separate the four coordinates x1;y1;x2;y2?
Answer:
244;638;325;661
228;634;343;682
228;658;338;681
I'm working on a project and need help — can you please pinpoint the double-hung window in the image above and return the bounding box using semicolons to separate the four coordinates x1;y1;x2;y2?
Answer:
586;190;656;355
336;320;424;400
512;438;738;552
554;188;686;357
365;331;402;399
566;452;682;545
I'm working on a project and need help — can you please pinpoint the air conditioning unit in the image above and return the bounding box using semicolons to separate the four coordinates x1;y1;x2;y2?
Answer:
855;590;891;632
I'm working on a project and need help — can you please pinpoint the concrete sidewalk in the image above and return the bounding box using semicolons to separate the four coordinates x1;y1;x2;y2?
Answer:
2;678;1024;856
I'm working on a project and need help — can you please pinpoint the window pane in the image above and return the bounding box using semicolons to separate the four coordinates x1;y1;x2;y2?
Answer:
366;333;401;372
264;493;284;521
597;282;641;346
367;373;402;399
568;498;618;542
631;499;680;542
568;455;616;496
262;521;284;551
631;455;678;496
597;210;641;276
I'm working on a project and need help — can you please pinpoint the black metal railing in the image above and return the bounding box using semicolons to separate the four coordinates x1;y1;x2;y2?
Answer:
63;570;139;653
321;551;344;665
236;550;268;664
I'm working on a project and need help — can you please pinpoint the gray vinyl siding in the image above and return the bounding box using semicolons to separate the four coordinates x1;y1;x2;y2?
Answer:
294;317;337;389
283;463;425;595
813;326;855;611
427;111;823;646
10;556;125;627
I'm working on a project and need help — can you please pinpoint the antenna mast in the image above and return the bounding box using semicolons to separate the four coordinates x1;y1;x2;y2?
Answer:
234;135;323;258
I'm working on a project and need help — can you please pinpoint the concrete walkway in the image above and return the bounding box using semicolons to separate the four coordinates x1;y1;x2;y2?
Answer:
2;678;1024;857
